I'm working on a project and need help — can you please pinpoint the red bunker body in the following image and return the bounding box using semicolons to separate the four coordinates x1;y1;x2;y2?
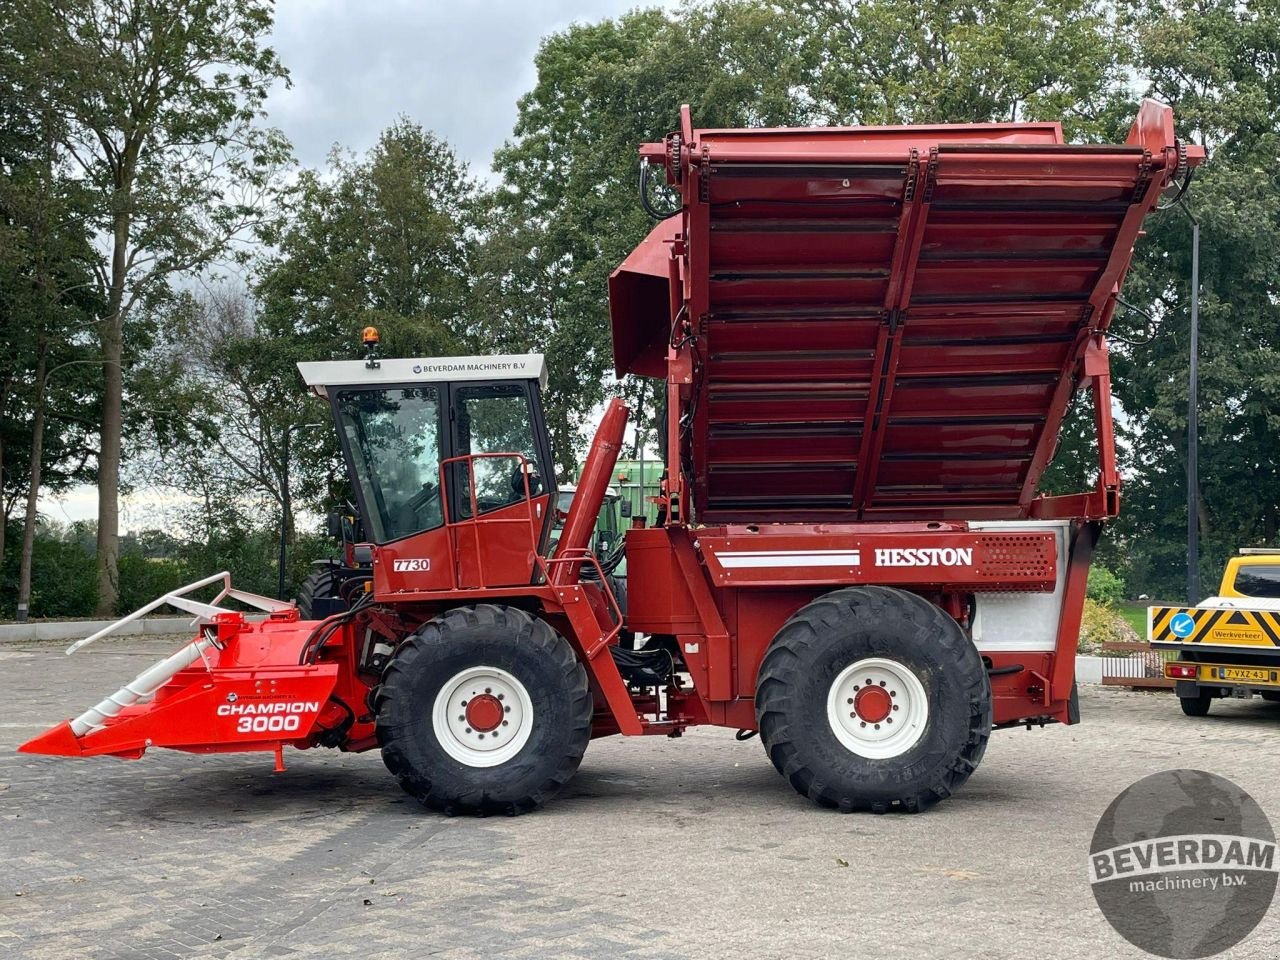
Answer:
22;101;1204;814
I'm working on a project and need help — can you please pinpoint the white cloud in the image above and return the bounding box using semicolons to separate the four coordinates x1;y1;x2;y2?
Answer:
266;0;677;178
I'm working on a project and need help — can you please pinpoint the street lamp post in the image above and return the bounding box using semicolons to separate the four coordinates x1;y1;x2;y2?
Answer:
1185;213;1201;604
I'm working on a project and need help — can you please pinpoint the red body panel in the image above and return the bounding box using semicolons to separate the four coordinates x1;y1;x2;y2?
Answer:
622;522;1082;728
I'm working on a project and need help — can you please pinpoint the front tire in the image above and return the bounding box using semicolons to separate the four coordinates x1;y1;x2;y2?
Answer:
756;586;991;814
376;604;592;815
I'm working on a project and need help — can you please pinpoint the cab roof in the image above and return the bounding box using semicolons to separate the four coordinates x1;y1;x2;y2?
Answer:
297;354;547;397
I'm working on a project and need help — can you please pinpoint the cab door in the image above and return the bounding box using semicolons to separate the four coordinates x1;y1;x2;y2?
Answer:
446;381;555;588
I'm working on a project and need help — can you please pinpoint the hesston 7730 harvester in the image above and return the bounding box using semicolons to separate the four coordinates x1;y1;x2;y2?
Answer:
22;101;1202;814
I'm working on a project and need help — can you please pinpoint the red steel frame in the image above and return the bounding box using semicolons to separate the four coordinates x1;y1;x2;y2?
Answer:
604;98;1203;730
22;102;1203;766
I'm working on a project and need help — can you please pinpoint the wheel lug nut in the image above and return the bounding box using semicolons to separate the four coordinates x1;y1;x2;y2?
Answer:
874;723;881;730
458;715;464;722
502;720;509;726
847;698;854;705
850;712;856;718
892;704;899;711
886;718;893;724
478;733;485;739
504;706;511;713
465;727;472;734
497;693;504;701
484;688;492;694
860;721;867;728
890;691;897;698
878;681;886;687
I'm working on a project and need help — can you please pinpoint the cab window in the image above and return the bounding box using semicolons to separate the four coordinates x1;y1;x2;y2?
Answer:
453;383;545;517
336;387;443;542
1232;564;1280;599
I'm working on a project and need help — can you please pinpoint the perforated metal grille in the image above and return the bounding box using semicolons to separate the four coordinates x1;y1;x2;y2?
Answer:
975;534;1056;585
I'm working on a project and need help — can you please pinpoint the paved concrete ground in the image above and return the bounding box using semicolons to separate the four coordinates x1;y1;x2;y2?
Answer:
1;637;1278;960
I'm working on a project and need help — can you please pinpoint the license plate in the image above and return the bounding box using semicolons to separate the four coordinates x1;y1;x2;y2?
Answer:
1219;667;1273;684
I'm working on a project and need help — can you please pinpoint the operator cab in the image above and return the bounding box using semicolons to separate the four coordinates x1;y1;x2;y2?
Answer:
298;350;556;591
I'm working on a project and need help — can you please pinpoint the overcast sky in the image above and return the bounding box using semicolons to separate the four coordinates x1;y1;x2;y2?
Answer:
266;0;673;179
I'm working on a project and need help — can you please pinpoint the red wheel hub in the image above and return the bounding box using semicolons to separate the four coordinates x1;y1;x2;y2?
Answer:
854;685;892;724
465;694;504;732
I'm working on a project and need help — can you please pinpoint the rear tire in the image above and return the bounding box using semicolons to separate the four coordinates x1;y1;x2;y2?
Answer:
296;566;346;620
756;586;991;814
1179;692;1213;716
376;604;592;815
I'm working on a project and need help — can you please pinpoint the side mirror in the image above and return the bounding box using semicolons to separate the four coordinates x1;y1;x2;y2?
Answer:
620;501;632;518
326;511;344;539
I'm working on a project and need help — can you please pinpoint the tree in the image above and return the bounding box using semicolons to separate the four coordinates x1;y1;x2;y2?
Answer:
0;28;105;619
478;0;1128;476
796;0;1128;137
479;4;816;475
161;286;319;550
1108;0;1280;595
257;120;478;358
256;120;481;508
5;0;291;614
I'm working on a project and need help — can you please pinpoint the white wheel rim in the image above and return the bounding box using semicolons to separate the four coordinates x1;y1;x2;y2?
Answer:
827;657;929;759
432;666;534;768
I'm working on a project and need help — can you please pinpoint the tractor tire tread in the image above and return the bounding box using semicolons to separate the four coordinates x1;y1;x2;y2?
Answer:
756;585;991;814
296;566;344;620
377;604;591;816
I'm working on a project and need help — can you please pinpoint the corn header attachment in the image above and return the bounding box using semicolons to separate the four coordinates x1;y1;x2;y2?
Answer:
20;573;342;768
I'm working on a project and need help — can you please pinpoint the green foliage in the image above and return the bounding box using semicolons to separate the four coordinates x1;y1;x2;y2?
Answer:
0;519;343;619
476;0;1129;476
254;120;479;506
477;4;817;474
0;44;105;520
116;553;189;614
3;0;293;614
1106;0;1280;598
0;523;97;618
1087;565;1127;606
8;0;293;291
257;120;476;360
1078;597;1140;654
287;534;343;593
796;0;1129;136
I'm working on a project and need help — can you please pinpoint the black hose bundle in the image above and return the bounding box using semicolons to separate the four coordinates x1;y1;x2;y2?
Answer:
298;590;375;665
610;644;675;686
639;158;680;220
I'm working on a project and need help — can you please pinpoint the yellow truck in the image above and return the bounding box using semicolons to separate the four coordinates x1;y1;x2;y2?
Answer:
1150;549;1280;715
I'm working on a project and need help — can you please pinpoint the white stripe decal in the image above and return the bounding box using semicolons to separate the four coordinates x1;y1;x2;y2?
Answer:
717;550;861;569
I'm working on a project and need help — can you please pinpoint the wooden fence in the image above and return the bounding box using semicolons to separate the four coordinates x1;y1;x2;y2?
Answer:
1100;640;1175;689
